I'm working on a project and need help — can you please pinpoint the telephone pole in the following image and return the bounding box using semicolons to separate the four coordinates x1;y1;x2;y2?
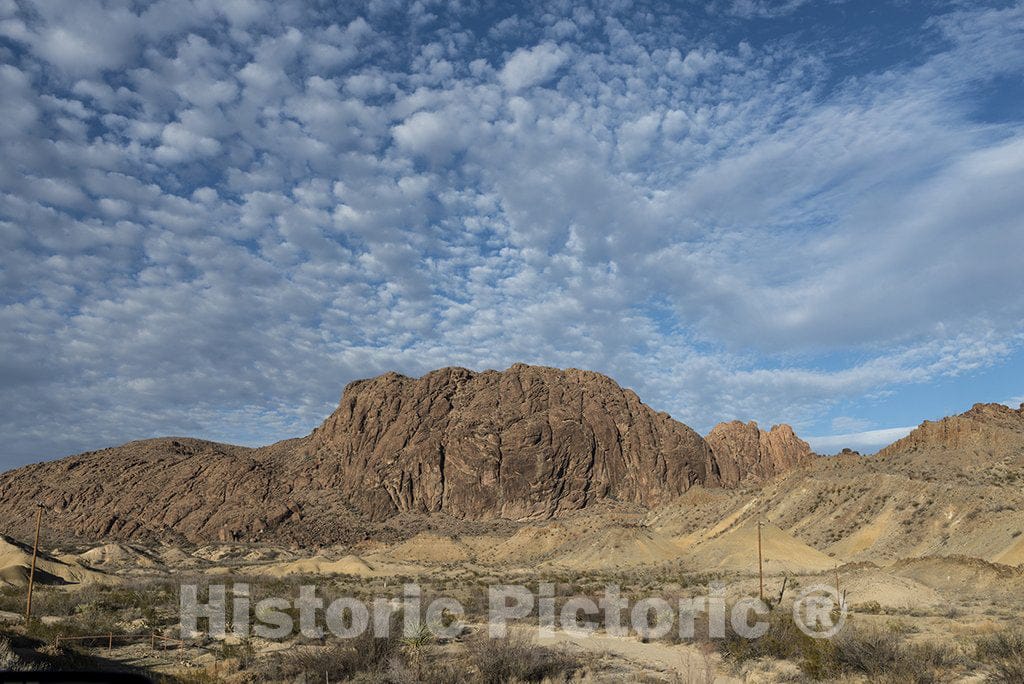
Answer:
24;503;43;623
757;518;765;603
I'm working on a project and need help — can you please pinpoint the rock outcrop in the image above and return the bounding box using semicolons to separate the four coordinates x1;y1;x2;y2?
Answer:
877;402;1024;458
0;364;719;543
299;364;717;519
706;421;815;486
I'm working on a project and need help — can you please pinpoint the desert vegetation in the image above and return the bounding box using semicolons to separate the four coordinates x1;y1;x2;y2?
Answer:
3;565;1024;682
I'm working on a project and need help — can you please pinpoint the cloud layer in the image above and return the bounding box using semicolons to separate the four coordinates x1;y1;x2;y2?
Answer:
1;0;1023;467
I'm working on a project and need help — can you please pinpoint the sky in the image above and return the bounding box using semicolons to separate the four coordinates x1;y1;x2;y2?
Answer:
1;0;1023;470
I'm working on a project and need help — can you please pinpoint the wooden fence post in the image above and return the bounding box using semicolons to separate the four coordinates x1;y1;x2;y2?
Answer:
24;504;44;622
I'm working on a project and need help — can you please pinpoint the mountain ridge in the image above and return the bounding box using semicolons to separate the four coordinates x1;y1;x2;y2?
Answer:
0;363;786;544
3;364;1011;549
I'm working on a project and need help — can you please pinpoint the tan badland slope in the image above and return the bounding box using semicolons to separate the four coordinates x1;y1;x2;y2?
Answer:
836;570;943;609
0;535;110;587
994;534;1024;565
261;554;376;578
388;505;692;571
511;514;688;571
681;521;835;574
891;555;1024;598
825;555;1024;610
73;542;160;568
382;532;474;563
541;524;685;570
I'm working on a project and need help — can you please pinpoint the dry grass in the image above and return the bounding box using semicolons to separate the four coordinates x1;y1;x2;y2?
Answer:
464;629;581;684
0;636;37;671
975;628;1024;683
831;627;965;683
260;617;403;681
717;611;967;682
256;626;579;684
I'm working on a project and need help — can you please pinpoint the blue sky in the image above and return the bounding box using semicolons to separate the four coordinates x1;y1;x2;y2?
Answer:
1;0;1022;470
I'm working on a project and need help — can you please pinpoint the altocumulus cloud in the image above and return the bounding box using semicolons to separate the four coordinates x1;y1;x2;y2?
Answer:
1;0;1023;468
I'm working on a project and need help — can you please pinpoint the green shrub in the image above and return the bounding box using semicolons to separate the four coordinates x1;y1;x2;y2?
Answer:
717;608;836;676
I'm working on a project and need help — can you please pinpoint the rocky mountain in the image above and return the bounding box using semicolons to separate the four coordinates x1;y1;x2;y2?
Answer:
0;364;738;544
0;437;301;544
298;364;717;520
705;420;815;486
1;368;1016;561
878;402;1024;459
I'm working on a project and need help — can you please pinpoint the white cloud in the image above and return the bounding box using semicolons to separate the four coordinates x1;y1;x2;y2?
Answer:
26;2;141;75
1;0;1023;469
719;0;813;18
830;416;873;433
154;122;222;163
392;110;459;160
219;0;269;28
498;42;569;92
0;65;38;137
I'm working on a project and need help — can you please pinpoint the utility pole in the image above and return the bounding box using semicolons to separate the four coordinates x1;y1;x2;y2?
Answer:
25;503;43;623
757;518;764;603
835;564;841;603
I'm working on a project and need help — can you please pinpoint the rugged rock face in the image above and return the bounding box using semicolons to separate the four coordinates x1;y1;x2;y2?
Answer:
0;438;311;543
706;421;815;486
0;364;719;542
300;364;717;519
878;403;1024;458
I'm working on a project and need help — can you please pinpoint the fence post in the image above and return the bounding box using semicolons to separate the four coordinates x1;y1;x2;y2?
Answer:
24;504;44;623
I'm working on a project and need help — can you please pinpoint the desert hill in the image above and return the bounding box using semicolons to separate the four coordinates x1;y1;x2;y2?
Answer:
878;401;1024;459
652;402;1024;568
0;364;814;545
0;436;318;544
2;364;1016;572
681;521;836;574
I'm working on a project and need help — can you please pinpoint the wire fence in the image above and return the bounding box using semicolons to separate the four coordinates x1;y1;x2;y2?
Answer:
53;632;192;651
